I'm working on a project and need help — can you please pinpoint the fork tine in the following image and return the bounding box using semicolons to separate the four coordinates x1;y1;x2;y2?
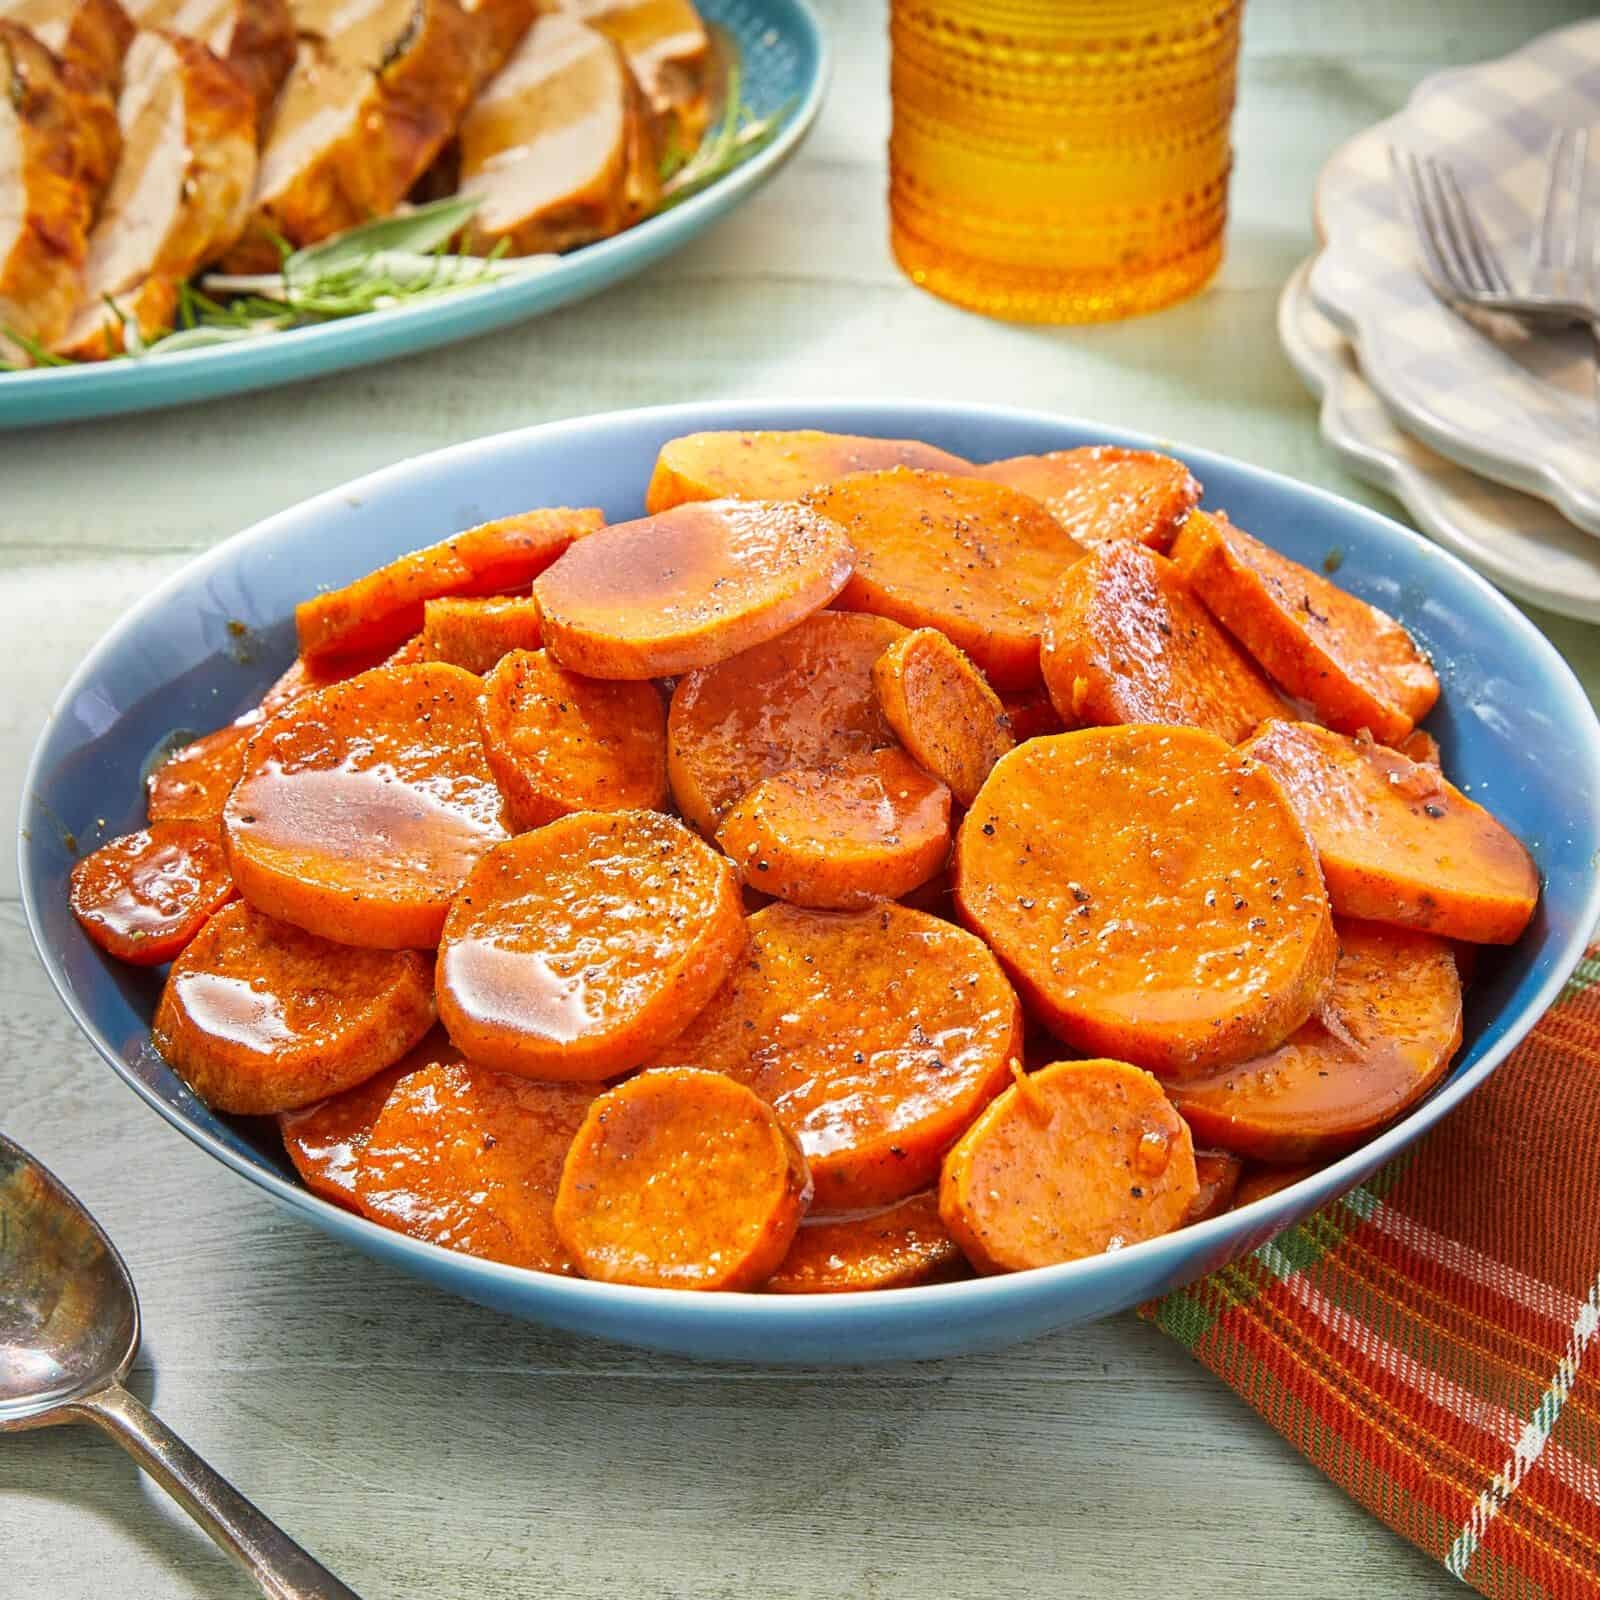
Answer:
1434;160;1513;296
1415;155;1480;295
1536;127;1576;270
1390;145;1467;300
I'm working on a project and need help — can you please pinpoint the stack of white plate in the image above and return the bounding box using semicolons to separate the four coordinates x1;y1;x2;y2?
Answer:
1287;19;1600;623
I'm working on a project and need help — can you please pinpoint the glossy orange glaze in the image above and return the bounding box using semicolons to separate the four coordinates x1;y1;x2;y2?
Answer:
939;1059;1199;1273
294;507;601;664
552;1067;812;1290
715;747;952;910
666;610;907;835
476;647;666;831
976;446;1201;553
1397;727;1443;770
223;662;509;948
996;686;1066;742
1181;1148;1244;1225
1171;511;1439;743
152;900;436;1114
421;594;544;674
68;819;235;965
644;429;972;513
1171;919;1462;1162
1241;720;1538;944
652;902;1023;1209
765;1191;967;1293
534;499;855;678
811;468;1084;691
435;810;744;1080
872;626;1013;807
1232;1162;1320;1209
354;1057;598;1273
954;726;1337;1077
1040;542;1289;742
146;720;255;823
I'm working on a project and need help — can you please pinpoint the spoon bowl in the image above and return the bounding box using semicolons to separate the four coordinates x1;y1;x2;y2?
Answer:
0;1133;360;1599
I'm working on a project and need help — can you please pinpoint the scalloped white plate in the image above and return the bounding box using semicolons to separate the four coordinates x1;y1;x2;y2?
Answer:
1281;257;1600;624
1309;19;1600;536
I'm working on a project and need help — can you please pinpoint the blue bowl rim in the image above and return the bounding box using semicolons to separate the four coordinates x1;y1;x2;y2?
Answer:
20;397;1600;1339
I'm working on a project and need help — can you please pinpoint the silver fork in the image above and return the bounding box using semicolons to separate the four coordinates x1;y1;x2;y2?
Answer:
1391;141;1599;326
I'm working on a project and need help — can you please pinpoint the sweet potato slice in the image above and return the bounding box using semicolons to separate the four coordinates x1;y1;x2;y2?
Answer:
436;810;744;1080
277;1032;455;1211
939;1059;1198;1273
976;446;1201;553
998;687;1066;742
69;820;234;965
666;610;907;836
1397;727;1442;770
535;499;854;679
1170;919;1462;1163
1182;1149;1243;1225
715;748;951;910
652;902;1023;1209
153;900;436;1114
873;626;1014;807
1171;510;1440;742
765;1191;967;1294
476;648;667;831
645;429;971;514
1240;720;1538;945
354;1057;598;1272
812;468;1085;691
295;507;601;666
1041;542;1289;742
553;1067;812;1290
146;720;254;823
954;726;1336;1077
1232;1163;1319;1209
223;663;509;949
421;595;544;674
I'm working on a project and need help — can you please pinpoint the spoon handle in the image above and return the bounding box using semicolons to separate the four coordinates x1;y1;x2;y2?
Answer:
71;1381;362;1600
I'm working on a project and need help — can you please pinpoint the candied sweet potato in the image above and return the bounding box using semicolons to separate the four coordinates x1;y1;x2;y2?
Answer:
812;468;1085;691
1040;542;1288;742
645;429;971;513
1170;920;1462;1162
1232;1163;1320;1209
535;499;854;678
667;610;907;835
765;1191;967;1294
153;900;436;1114
223;663;509;948
295;507;600;665
976;445;1201;552
421;594;544;674
954;726;1337;1077
1171;510;1439;742
715;747;952;910
554;1066;812;1290
436;810;744;1080
939;1059;1199;1273
873;626;1014;807
69;819;235;965
1240;720;1538;945
146;720;254;823
652;902;1023;1209
1182;1148;1243;1225
477;648;667;831
998;687;1066;742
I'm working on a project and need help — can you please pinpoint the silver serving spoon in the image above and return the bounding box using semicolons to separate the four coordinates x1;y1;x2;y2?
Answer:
0;1133;361;1599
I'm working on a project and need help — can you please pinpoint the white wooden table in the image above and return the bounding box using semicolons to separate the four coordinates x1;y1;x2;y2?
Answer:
4;4;1596;1595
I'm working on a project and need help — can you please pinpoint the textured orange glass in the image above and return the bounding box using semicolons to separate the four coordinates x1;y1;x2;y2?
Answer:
889;0;1243;323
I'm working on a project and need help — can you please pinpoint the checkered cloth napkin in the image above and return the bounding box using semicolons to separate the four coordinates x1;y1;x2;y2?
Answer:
1143;948;1600;1596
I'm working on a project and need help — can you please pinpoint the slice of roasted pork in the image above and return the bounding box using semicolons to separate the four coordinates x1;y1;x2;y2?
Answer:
57;28;256;359
125;0;295;132
0;21;92;362
224;0;534;268
2;0;135;202
560;0;710;150
457;10;659;256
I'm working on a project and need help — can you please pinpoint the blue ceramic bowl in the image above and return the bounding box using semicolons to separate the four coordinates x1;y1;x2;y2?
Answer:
20;401;1600;1362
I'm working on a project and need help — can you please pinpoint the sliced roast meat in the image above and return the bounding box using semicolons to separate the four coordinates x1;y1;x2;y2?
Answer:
125;0;294;131
458;11;659;256
0;22;92;361
560;0;710;150
57;28;256;359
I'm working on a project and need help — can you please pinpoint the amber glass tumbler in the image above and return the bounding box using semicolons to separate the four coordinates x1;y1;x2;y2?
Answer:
889;0;1243;323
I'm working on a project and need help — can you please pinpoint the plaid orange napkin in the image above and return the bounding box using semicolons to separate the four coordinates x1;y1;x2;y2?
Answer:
1144;947;1600;1598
